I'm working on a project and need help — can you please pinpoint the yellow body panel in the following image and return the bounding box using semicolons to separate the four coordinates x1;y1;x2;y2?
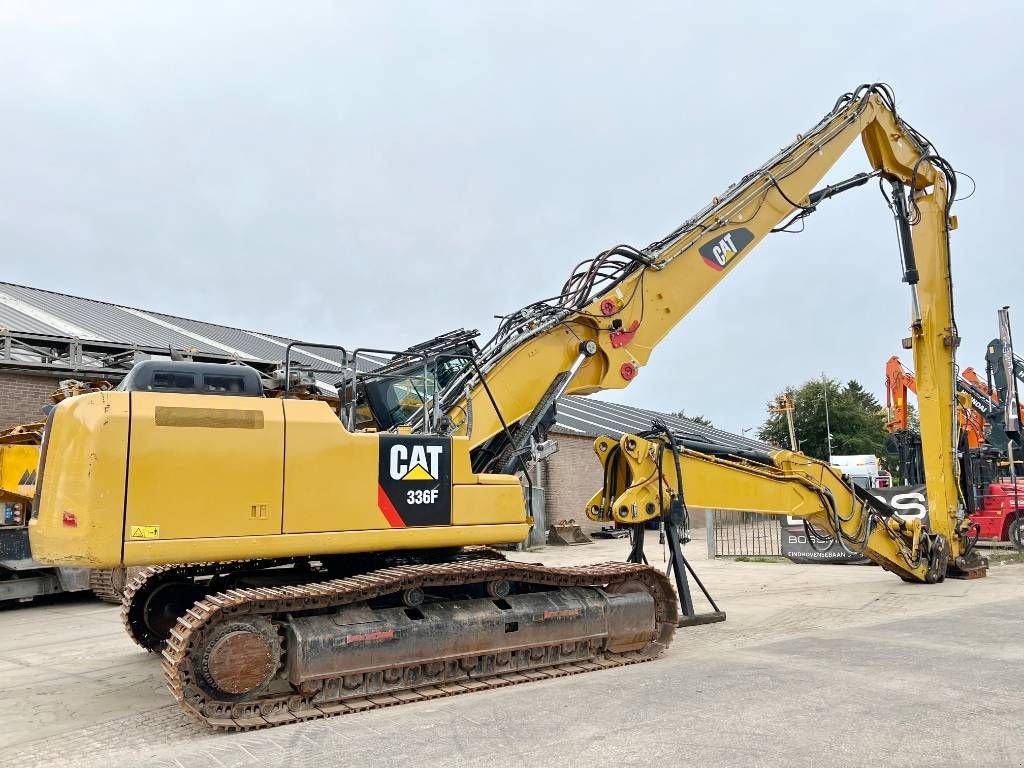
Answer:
283;399;521;533
31;391;530;568
452;483;526;526
283;399;388;533
29;392;128;568
126;393;286;539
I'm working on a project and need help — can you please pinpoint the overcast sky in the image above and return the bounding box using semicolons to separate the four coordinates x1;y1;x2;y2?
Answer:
1;2;1021;434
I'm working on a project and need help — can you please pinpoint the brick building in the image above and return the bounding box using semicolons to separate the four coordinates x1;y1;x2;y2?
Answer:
0;281;771;528
0;371;62;427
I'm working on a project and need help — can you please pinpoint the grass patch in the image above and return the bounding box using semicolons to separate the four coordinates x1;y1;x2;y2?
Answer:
985;550;1024;566
732;555;789;563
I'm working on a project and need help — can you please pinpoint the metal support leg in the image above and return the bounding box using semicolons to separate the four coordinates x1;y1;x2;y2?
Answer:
664;521;726;628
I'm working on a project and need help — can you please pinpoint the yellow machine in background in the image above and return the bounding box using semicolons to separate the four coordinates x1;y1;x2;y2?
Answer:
1;442;37;506
30;84;984;729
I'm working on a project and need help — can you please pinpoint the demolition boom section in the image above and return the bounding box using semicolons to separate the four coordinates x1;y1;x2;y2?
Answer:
584;434;981;583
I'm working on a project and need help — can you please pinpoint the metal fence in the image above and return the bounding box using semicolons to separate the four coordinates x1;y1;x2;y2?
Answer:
705;510;783;557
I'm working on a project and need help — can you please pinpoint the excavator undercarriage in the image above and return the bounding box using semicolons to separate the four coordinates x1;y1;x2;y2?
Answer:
123;548;675;731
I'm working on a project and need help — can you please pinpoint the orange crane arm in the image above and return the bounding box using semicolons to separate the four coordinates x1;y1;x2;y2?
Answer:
890;357;986;448
885;355;916;433
962;367;990;398
964;365;1024;425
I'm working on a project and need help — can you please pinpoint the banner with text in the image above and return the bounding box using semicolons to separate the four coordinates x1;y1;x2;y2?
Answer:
781;484;928;564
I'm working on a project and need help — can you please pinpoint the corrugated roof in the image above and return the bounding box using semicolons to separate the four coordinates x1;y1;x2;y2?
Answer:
0;280;377;371
0;301;56;336
0;280;762;448
553;395;772;451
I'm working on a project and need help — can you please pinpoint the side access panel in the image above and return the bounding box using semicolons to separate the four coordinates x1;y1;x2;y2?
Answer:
126;393;284;540
282;400;454;532
282;400;524;536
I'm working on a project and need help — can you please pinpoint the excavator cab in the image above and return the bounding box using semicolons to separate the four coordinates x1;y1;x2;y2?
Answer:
345;330;480;433
115;360;264;397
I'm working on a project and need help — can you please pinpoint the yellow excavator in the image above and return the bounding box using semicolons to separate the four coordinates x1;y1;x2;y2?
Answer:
29;83;985;729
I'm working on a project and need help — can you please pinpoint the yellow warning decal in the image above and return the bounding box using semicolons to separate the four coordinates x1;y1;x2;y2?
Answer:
401;464;435;481
129;525;160;539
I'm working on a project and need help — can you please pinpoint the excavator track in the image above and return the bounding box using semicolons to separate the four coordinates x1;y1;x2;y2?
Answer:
121;548;510;651
121;560;291;652
122;564;188;650
89;567;139;604
161;558;677;730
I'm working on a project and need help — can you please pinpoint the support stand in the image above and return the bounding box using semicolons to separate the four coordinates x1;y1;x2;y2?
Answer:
627;522;726;627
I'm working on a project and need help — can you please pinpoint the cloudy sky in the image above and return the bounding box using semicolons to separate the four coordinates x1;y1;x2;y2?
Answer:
1;2;1020;434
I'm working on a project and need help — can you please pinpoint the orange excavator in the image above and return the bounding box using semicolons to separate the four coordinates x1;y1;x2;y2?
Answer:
885;356;986;448
962;366;1024;430
887;356;1024;546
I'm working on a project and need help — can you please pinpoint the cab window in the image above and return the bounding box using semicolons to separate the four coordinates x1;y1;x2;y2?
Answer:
380;375;434;426
203;374;246;393
151;371;197;390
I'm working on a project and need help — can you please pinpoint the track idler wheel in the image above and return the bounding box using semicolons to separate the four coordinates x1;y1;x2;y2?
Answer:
125;573;208;652
199;618;282;697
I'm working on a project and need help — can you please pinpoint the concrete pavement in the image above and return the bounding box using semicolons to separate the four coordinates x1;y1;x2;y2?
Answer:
1;536;1021;767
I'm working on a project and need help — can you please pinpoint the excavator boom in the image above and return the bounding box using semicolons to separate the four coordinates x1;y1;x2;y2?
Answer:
426;83;975;580
433;87;948;461
585;429;974;583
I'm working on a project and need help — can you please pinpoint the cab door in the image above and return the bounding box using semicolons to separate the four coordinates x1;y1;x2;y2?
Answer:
125;392;284;541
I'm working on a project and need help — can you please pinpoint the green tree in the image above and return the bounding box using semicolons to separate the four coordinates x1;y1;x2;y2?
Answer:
905;400;921;433
758;377;887;461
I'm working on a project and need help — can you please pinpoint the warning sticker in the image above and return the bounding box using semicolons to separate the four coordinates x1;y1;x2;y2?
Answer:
129;525;160;539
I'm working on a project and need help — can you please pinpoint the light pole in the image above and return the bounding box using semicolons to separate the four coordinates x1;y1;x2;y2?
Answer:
822;373;834;463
